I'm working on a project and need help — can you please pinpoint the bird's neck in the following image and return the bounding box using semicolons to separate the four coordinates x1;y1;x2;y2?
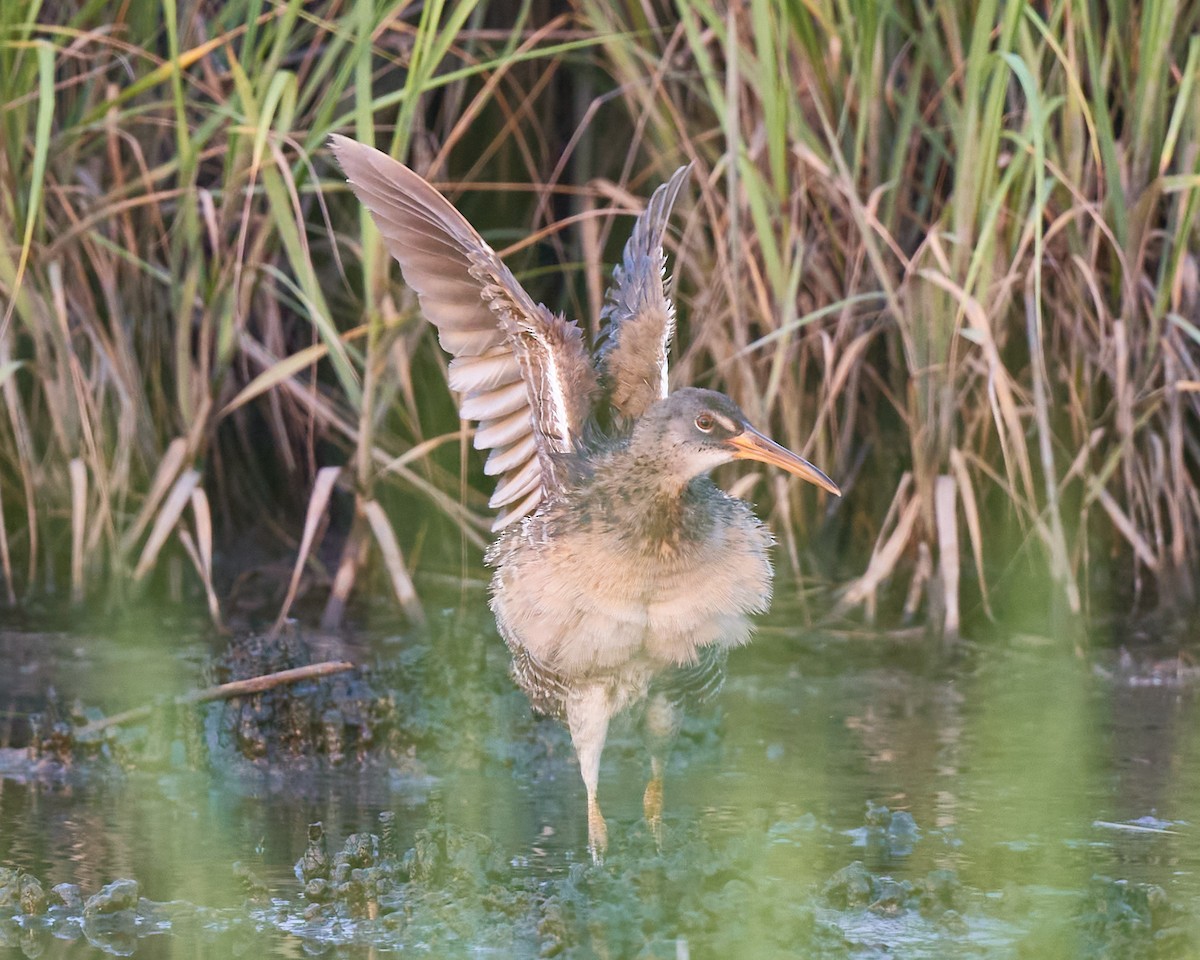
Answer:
602;441;690;497
591;449;712;551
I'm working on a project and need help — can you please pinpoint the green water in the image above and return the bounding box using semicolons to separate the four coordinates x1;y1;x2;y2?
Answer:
0;592;1197;958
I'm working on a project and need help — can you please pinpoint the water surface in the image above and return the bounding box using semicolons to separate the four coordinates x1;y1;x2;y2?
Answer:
0;592;1197;957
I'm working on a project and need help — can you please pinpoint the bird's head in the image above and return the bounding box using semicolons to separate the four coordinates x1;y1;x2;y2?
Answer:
631;387;842;495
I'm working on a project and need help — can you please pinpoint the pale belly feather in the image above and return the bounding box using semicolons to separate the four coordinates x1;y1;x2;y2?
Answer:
488;493;774;684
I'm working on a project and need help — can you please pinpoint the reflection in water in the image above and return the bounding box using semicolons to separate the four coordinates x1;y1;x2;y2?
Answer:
0;602;1198;957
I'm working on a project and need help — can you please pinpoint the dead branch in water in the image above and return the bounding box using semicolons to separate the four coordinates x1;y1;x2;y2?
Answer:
75;661;356;739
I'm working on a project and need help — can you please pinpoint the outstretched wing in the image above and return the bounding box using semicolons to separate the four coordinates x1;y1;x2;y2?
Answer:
332;136;596;529
595;164;692;422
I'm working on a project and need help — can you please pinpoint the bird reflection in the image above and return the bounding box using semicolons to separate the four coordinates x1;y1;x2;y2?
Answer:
334;138;840;860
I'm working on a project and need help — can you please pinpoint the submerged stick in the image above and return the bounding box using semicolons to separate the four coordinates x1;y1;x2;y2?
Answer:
75;660;355;739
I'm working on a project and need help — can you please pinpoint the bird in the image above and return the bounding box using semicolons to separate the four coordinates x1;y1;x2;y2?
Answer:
332;136;841;860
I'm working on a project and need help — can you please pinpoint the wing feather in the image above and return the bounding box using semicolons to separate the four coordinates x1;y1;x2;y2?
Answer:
332;136;597;529
489;457;543;508
596;164;692;422
484;434;538;476
448;349;521;393
499;486;544;531
474;408;533;450
458;378;530;421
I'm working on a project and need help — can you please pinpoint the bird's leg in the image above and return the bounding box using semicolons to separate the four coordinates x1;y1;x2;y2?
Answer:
566;685;611;863
642;692;680;850
643;755;664;847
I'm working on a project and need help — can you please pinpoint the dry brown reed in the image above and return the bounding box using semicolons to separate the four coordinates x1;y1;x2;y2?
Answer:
1;0;1197;634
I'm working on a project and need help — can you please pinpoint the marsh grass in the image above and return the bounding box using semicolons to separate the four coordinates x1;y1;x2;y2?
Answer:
0;0;1197;633
585;0;1200;633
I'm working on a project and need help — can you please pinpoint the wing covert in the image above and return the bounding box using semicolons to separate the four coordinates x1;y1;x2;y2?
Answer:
595;164;692;422
331;136;596;528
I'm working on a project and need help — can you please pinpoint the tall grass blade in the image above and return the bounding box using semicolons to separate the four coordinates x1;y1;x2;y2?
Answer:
0;471;15;606
272;466;341;636
934;474;960;640
189;487;222;628
121;439;189;557
132;470;201;582
0;39;52;342
68;458;86;605
362;499;425;625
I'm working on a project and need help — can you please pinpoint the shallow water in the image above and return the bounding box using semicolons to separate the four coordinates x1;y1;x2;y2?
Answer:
0;592;1198;958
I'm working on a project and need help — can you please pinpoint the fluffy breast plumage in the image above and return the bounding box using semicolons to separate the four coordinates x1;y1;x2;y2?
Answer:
486;479;774;695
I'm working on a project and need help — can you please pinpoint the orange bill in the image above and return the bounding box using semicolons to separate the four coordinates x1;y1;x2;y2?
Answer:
727;427;842;497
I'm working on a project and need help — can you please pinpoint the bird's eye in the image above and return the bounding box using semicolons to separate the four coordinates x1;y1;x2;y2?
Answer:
695;413;715;433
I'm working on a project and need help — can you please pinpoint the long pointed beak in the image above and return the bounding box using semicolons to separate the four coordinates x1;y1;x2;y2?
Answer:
727;427;842;497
